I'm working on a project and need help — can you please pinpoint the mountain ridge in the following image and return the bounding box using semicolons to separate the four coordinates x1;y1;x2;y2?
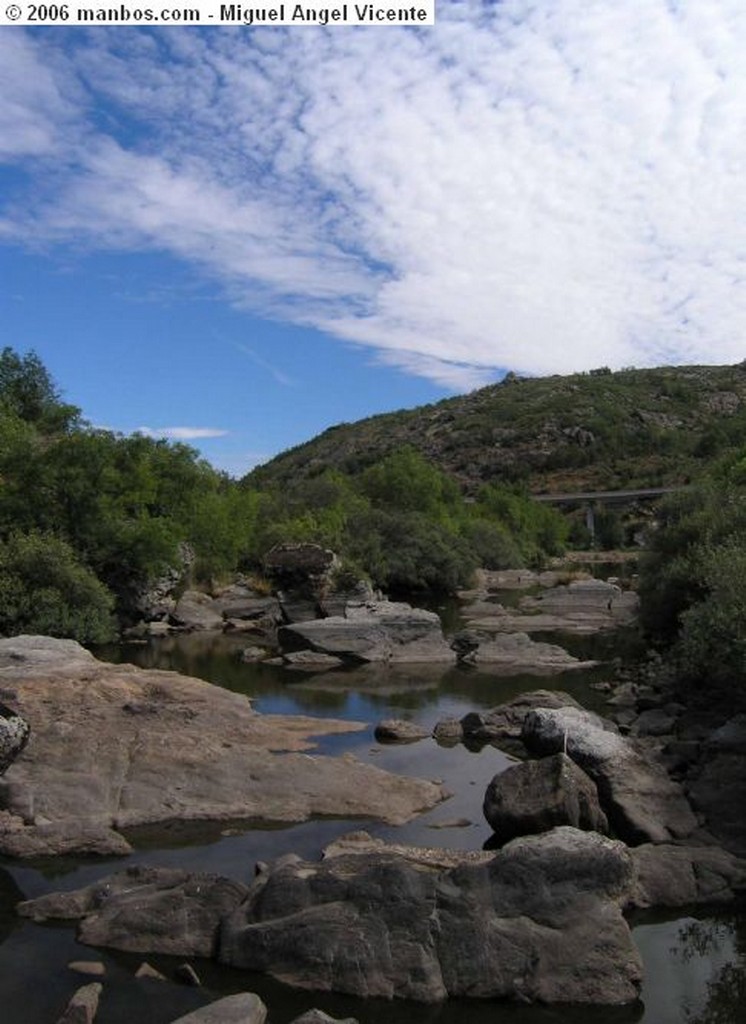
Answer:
246;362;746;493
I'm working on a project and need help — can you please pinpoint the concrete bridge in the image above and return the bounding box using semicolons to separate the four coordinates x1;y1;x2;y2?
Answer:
531;486;681;542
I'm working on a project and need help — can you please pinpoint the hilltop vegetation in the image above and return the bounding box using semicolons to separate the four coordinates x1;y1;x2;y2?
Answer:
247;363;746;494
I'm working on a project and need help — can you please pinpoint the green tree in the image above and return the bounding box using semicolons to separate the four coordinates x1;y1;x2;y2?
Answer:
0;532;116;643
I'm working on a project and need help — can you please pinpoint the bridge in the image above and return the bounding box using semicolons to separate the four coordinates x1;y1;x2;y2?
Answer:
531;486;682;542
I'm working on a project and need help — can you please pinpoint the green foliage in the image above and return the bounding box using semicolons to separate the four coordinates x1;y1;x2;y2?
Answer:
0;532;116;643
0;347;79;433
638;449;746;705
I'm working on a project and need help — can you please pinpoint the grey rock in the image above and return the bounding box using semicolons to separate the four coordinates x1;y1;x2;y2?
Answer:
55;982;102;1024
460;632;596;674
688;752;746;856
374;719;430;744
135;961;167;980
706;714;746;755
0;638;444;854
172;591;224;632
281;651;345;671
432;718;463;745
19;865;250;957
522;706;698;844
459;690;583;747
218;827;641;1005
68;961;105;978
175;963;202;986
483;753;608;842
279;601;455;664
628;843;746;909
0;822;132;859
631;707;680;737
169;993;267;1024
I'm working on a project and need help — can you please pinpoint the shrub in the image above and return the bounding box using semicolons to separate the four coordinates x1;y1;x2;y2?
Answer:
0;532;116;644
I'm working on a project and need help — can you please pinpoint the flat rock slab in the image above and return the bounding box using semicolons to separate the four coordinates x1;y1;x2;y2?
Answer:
465;580;639;636
0;637;446;856
522;706;698;845
461;632;596;674
279;601;455;664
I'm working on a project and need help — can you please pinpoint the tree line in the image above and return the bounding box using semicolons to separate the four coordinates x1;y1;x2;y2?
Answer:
0;347;568;643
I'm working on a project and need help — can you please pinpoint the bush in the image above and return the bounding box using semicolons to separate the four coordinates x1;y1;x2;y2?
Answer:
0;532;116;644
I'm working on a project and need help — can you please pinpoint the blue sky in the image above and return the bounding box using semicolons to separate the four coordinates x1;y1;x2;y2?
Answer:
2;3;746;475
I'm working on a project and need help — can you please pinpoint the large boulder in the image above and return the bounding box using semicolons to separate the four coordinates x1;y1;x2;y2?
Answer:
19;865;250;957
279;601;455;664
171;591;224;631
522;706;698;844
218;828;641;1005
483;752;608;842
0;637;446;856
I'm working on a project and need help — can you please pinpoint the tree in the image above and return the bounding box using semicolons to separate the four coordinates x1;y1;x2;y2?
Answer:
0;347;79;433
0;532;116;644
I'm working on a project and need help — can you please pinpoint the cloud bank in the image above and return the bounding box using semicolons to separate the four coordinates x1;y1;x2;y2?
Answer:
2;3;746;388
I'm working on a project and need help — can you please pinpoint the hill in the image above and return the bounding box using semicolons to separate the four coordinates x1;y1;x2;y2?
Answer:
246;363;746;495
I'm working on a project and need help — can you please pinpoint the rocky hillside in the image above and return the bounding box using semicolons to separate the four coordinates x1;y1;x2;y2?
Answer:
247;363;746;494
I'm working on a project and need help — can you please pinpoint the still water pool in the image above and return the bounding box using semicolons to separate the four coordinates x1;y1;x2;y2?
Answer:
0;631;743;1023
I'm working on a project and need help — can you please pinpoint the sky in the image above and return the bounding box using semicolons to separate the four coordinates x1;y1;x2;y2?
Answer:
2;2;746;475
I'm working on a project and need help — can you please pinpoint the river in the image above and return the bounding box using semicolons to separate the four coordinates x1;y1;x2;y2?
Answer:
0;606;744;1023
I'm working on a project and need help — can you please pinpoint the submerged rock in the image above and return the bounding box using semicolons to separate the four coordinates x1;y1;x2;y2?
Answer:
170;993;267;1024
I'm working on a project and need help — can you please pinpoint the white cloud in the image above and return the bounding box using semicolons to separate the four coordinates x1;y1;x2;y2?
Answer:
137;426;229;440
2;2;746;387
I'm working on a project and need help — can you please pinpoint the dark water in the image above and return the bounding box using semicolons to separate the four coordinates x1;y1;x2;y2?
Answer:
1;628;744;1023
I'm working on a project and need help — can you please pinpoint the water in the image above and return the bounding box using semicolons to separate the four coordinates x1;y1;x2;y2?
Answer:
1;628;744;1023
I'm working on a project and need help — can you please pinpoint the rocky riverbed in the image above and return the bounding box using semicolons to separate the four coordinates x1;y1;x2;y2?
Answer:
3;561;746;1023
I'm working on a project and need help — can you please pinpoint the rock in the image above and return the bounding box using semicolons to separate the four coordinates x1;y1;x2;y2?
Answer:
55;982;102;1024
135;961;167;980
631;706;680;737
279;601;455;664
628;843;746;909
432;718;463;745
465;579;638;635
213;589;281;623
705;714;746;755
522;706;698;844
218;827;641;1005
373;719;430;744
0;822;133;859
68;961;105;977
483;753;608;842
281;651;345;671
0;703;30;775
458;690;583;747
265;543;339;623
459;632;596;674
172;591;224;631
18;865;250;957
169;993;268;1024
0;638;445;853
175;963;202;986
240;646;268;663
688;752;746;856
